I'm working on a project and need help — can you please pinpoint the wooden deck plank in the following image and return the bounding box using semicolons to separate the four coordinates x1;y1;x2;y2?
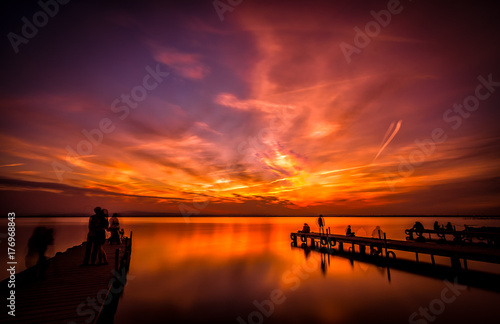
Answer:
1;240;131;324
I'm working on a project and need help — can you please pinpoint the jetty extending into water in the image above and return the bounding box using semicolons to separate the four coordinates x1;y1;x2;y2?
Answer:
290;229;500;269
1;233;132;324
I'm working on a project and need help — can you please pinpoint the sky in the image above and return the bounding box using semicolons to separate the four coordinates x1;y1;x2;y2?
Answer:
1;0;499;216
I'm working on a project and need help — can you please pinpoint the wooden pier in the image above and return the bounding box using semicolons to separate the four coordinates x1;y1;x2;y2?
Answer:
1;234;132;324
290;230;500;268
405;228;500;246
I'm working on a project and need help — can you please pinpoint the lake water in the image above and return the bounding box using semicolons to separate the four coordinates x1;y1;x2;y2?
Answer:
3;216;500;323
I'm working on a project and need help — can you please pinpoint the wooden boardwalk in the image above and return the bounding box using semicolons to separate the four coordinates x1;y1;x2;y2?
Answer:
291;231;500;266
1;237;132;324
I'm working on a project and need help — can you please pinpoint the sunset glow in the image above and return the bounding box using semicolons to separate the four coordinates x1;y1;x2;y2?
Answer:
1;0;499;215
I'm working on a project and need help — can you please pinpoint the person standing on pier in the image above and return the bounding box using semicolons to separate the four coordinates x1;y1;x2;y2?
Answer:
318;215;325;234
94;209;109;265
81;207;101;266
26;226;54;279
446;222;453;231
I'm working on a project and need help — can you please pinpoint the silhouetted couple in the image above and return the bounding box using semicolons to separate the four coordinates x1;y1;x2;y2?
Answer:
81;207;109;266
434;221;453;231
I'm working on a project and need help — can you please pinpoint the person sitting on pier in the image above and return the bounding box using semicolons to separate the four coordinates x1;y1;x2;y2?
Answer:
412;221;424;233
346;225;355;237
302;223;310;233
109;213;121;244
434;221;442;231
372;226;382;238
411;221;425;241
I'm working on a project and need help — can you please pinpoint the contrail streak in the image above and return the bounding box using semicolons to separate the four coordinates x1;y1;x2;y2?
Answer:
373;120;402;162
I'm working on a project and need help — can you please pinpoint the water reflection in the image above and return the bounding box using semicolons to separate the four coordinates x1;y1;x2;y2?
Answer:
293;241;500;293
3;217;500;323
113;217;500;324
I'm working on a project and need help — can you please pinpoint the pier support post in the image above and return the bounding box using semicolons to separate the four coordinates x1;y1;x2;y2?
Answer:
430;254;435;266
384;233;388;258
415;252;419;263
451;256;461;269
115;249;119;271
338;242;344;252
360;245;366;254
463;258;468;270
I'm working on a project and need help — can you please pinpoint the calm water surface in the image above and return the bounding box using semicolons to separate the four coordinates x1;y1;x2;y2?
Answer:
4;216;500;323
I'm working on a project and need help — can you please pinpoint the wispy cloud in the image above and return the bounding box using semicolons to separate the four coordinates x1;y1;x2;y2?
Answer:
151;46;210;80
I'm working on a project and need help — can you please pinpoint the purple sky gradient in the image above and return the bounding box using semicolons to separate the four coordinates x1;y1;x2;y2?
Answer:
1;0;499;215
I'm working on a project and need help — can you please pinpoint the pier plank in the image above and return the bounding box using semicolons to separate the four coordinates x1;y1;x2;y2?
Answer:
1;241;130;324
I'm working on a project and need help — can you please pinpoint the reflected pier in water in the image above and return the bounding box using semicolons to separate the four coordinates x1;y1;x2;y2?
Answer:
293;242;500;294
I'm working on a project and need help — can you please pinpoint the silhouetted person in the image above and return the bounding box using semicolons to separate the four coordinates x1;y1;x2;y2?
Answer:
94;208;109;265
318;215;325;233
434;221;442;231
25;227;54;279
412;221;425;241
109;213;121;244
346;225;355;237
412;221;424;233
302;223;310;233
446;222;453;231
81;207;101;266
372;226;382;238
